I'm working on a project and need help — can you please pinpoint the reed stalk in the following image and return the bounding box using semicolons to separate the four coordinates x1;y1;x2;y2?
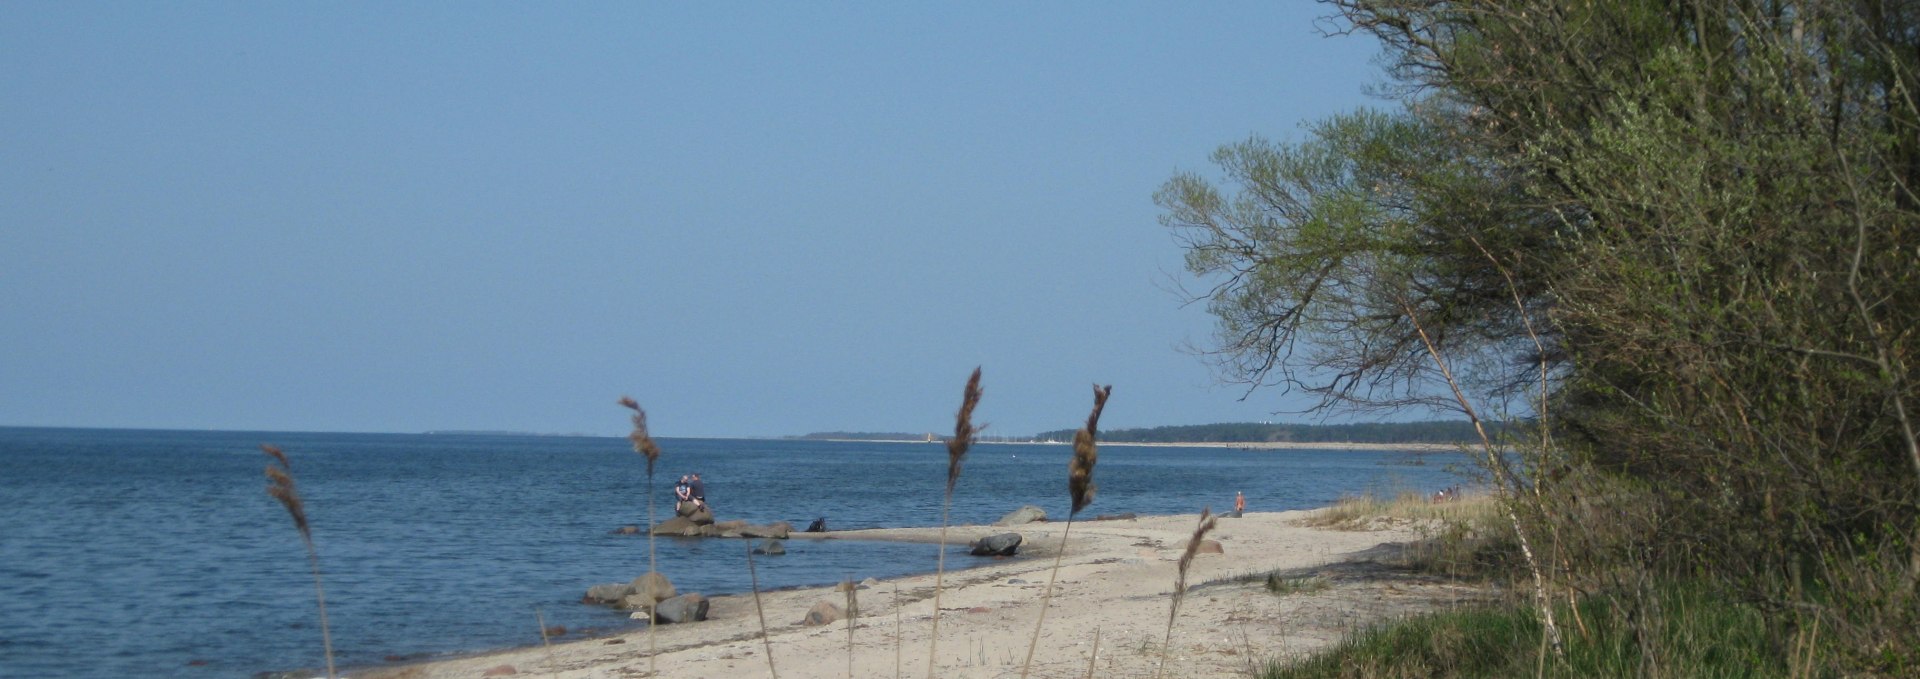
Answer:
927;367;982;679
535;607;557;673
893;582;903;679
618;396;664;673
261;444;335;679
1084;628;1100;679
747;543;779;679
1157;508;1217;679
845;577;859;679
1019;384;1110;679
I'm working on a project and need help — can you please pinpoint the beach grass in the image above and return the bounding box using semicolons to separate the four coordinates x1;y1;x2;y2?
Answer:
1260;583;1794;679
1297;489;1496;531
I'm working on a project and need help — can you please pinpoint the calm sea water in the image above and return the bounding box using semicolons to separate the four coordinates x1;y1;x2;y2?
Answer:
0;427;1467;678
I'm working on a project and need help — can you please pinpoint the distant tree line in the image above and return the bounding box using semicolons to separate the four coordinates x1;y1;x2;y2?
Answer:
1029;420;1484;444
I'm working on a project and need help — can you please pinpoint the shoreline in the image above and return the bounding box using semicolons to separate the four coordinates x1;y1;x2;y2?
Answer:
356;510;1476;679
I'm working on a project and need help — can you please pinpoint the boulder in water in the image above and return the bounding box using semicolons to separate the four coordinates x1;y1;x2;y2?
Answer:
651;517;699;536
752;538;785;555
994;506;1047;526
805;517;827;532
969;532;1023;556
629;572;676;606
583;582;635;605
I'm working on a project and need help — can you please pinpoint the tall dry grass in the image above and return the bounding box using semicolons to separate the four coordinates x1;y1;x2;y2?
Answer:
1299;489;1496;530
617;396;664;674
262;444;335;679
1157;508;1218;679
1019;383;1111;679
927;367;982;678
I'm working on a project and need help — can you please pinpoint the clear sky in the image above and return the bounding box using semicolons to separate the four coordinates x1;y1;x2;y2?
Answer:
1;2;1389;438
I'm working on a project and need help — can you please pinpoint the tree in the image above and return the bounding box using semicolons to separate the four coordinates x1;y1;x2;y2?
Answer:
1165;1;1920;670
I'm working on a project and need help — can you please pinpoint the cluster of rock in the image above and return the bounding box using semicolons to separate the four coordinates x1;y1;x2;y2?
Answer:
582;572;709;624
611;502;795;539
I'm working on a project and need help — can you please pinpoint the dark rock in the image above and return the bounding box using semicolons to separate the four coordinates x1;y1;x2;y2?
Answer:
605;638;626;645
584;582;635;605
752;538;786;555
1222;510;1244;519
801;601;844;626
1007;578;1028;584
806;517;828;532
652;593;710;624
970;532;1023;556
994;506;1047;526
542;625;566;637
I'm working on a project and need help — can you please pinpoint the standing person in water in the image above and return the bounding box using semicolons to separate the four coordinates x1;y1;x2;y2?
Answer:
1235;491;1246;514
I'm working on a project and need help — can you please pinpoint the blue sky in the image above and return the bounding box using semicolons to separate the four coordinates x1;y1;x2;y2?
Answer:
1;3;1389;438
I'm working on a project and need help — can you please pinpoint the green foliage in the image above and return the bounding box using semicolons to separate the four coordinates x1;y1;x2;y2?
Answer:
1168;0;1920;672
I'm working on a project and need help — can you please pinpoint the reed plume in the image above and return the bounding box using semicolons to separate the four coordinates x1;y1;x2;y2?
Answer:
1157;508;1218;679
1020;384;1111;679
618;396;664;674
262;444;335;679
927;366;982;679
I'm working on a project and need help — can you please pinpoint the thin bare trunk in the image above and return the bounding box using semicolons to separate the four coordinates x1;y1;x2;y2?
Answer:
1402;300;1565;656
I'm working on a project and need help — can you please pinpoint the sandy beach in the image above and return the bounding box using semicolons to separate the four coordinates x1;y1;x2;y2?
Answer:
358;509;1481;679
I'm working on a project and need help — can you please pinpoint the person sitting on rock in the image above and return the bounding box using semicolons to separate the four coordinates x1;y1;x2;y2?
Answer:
687;473;707;509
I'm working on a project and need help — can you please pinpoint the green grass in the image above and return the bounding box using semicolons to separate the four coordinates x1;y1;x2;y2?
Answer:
1263;584;1802;679
1263;573;1330;595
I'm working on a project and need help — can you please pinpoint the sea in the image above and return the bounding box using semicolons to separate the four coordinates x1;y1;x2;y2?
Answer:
0;427;1470;678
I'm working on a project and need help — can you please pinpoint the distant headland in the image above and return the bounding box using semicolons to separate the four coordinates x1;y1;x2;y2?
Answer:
789;420;1487;447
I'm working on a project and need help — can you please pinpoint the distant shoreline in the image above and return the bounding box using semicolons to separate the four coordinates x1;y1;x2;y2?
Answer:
802;437;1465;452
